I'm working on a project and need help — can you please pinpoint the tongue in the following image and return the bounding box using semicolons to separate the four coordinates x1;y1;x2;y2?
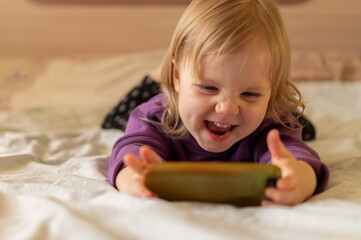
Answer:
206;121;232;135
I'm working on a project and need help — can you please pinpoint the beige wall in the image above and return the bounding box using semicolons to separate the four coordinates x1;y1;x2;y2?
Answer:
1;0;360;58
280;0;361;52
0;0;186;58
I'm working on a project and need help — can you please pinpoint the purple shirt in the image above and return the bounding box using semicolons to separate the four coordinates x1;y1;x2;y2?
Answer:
108;94;329;194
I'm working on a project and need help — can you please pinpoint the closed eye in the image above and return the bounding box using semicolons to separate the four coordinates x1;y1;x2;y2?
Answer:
241;92;260;100
197;85;219;94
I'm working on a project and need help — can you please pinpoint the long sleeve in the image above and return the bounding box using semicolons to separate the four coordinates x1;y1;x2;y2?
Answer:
252;115;329;194
107;94;170;187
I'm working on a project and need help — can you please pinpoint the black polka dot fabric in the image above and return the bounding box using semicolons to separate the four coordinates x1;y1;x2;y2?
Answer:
293;113;316;141
101;76;161;131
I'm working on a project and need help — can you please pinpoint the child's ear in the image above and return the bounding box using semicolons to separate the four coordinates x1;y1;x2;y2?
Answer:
172;60;180;93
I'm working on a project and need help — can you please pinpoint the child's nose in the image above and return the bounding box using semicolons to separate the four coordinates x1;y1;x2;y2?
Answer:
215;99;239;116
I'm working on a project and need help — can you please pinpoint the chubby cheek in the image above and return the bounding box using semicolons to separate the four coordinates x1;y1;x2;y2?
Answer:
241;101;269;130
178;93;209;131
178;96;201;128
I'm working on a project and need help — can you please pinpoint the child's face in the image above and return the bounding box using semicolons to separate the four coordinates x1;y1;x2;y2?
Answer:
174;45;271;153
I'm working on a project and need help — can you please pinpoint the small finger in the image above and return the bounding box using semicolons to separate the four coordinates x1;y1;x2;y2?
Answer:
140;145;164;164
267;129;291;161
127;175;158;198
264;187;299;206
138;186;158;198
267;129;282;159
124;154;145;174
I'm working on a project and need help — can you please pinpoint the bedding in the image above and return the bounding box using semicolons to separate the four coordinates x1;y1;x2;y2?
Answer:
0;50;361;240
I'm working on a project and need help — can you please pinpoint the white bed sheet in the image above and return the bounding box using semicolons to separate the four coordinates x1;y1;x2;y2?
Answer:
1;79;361;239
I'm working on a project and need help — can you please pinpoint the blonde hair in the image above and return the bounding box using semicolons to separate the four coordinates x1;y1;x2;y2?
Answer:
160;0;304;138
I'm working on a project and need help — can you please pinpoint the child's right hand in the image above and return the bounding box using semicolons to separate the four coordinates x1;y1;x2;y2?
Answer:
115;145;164;198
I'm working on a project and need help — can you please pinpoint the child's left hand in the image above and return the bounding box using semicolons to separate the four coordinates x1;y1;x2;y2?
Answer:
262;129;317;206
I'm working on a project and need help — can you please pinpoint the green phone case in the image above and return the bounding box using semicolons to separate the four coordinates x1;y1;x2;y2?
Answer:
144;162;281;206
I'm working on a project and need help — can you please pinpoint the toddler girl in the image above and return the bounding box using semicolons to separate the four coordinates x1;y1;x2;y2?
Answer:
108;0;328;206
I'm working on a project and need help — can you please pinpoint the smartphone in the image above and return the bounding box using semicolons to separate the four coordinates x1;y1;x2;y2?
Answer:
144;162;281;206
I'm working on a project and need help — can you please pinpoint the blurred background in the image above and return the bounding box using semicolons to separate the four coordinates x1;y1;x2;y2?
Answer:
1;0;360;58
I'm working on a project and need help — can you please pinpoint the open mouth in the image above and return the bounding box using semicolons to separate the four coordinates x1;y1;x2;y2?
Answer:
204;120;236;136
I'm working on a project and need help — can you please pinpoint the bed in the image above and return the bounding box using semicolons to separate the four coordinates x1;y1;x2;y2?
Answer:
1;0;361;239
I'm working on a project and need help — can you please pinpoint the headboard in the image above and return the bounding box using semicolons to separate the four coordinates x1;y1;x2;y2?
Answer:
1;0;360;58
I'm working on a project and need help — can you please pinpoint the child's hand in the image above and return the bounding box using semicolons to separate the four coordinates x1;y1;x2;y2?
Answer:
262;129;317;206
115;145;164;198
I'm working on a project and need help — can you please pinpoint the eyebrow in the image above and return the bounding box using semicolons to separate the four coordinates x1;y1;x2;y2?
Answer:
199;75;270;90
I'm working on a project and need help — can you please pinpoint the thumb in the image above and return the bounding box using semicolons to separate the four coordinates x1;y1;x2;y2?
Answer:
267;129;298;181
267;129;289;161
139;145;164;164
